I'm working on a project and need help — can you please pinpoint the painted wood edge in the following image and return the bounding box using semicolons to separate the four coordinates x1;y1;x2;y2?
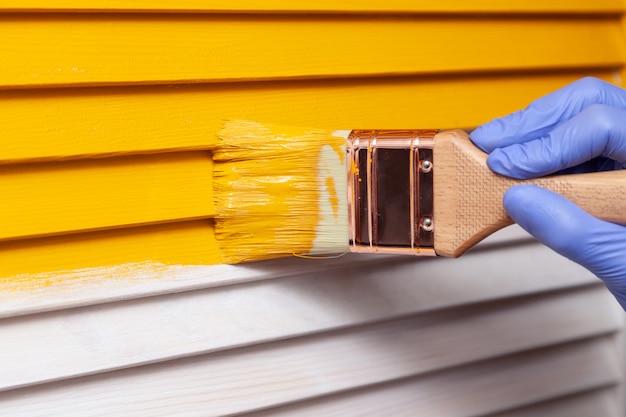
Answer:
2;227;531;317
0;227;583;319
0;254;399;318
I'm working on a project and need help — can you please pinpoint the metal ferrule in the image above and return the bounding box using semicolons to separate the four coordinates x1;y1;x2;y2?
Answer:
347;129;437;256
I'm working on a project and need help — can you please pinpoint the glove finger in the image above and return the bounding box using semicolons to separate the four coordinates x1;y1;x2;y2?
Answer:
470;77;626;152
486;104;626;179
504;185;626;303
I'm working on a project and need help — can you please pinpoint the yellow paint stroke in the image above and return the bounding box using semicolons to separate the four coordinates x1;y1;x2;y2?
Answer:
325;176;340;219
213;120;348;263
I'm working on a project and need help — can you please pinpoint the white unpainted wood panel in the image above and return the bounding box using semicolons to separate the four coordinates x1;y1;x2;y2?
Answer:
0;320;621;417
1;227;622;415
1;249;617;391
0;226;597;319
483;389;620;417
242;336;621;417
4;335;614;417
0;283;620;394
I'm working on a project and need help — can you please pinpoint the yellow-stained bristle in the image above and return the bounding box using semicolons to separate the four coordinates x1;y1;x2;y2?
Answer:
213;120;349;263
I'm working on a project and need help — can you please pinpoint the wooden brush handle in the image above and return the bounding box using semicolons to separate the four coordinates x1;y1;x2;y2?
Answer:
433;129;626;257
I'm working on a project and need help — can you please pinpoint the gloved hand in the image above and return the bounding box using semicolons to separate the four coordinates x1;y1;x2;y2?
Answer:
470;77;626;310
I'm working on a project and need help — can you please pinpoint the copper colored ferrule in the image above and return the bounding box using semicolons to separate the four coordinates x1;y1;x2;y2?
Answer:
347;129;437;256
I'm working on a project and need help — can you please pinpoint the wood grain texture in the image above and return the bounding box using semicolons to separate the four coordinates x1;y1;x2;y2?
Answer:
484;389;621;417
0;233;620;415
0;14;623;88
1;277;617;392
434;130;626;257
1;0;623;13
0;299;620;416
216;337;622;417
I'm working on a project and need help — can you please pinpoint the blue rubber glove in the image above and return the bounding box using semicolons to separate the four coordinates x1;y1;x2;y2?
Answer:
470;77;626;309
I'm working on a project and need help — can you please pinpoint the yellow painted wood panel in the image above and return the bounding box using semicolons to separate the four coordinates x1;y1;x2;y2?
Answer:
0;71;619;162
0;9;624;289
0;220;220;285
0;14;623;88
0;152;214;241
0;72;620;245
0;0;623;13
0;71;620;275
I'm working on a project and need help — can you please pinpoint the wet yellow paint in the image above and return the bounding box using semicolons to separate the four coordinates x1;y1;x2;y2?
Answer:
213;120;346;263
325;176;340;219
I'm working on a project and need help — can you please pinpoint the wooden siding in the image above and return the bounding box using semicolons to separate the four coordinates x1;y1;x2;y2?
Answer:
1;3;625;416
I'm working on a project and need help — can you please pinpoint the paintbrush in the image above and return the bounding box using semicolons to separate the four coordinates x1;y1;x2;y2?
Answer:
212;120;626;264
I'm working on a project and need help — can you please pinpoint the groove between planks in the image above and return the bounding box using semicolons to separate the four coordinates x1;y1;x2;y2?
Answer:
1;0;624;14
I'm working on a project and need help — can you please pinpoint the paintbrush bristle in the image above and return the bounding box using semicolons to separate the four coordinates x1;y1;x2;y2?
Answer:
213;120;349;263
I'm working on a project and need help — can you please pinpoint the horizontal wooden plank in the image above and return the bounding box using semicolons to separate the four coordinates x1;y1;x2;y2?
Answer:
0;258;617;392
0;71;619;162
484;389;621;417
0;0;623;13
0;14;622;88
0;73;618;241
243;337;621;417
1;333;619;416
0;220;221;289
0;226;600;315
0;152;214;241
